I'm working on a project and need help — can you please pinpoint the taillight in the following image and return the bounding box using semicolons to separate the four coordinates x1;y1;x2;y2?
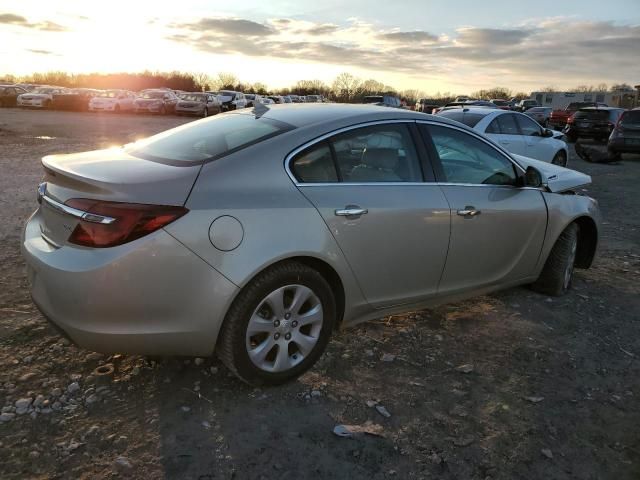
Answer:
64;199;188;248
567;114;575;124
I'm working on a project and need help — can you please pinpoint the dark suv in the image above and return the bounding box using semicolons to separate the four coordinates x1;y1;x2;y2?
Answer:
564;107;625;143
608;109;640;159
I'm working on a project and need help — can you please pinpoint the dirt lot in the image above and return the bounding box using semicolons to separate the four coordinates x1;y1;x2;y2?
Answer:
0;108;639;480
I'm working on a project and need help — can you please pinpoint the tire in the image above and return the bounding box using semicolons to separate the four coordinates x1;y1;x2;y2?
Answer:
607;149;622;162
217;261;336;386
552;151;567;167
532;223;579;296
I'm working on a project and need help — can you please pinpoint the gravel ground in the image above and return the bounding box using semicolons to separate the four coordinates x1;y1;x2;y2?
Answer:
0;108;639;480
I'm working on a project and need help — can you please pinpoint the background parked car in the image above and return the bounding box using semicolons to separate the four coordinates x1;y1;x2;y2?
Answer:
0;85;28;107
17;86;67;109
282;96;292;103
133;90;179;114
89;90;136;113
175;92;221;117
516;99;540;112
490;99;511;110
52;88;100;111
244;94;262;108
564;107;625;143
415;98;441;113
548;102;608;130
436;107;569;166
217;90;247;111
363;95;401;108
607;108;640;159
525;106;553;127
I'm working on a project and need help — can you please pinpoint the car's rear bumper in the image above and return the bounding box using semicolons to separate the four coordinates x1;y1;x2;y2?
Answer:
22;209;238;356
608;138;640;154
564;126;611;138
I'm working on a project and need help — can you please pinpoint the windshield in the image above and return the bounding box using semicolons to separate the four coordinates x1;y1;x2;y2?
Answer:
620;111;640;127
220;91;237;99
140;91;165;99
126;113;294;165
245;94;255;100
180;94;205;102
492;100;508;106
574;109;609;121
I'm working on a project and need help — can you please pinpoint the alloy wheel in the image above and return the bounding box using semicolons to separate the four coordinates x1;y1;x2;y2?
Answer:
245;284;323;373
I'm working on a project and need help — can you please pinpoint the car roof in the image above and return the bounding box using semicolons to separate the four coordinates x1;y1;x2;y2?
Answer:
580;106;623;111
251;103;462;129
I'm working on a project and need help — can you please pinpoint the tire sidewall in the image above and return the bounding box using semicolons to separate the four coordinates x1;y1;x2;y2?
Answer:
224;265;336;385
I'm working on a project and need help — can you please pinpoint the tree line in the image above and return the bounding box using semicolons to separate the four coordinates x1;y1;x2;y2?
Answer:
2;70;636;106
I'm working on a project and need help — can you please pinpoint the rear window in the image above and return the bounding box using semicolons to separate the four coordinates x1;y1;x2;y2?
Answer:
436;110;485;128
126;113;294;165
620;111;640;126
574;109;609;121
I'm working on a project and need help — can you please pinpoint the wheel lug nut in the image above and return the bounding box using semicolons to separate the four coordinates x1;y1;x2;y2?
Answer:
284;313;291;320
292;321;298;327
274;320;280;327
274;333;280;340
285;333;291;340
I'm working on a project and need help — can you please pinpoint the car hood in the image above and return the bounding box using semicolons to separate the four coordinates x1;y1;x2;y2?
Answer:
512;154;591;193
549;130;565;140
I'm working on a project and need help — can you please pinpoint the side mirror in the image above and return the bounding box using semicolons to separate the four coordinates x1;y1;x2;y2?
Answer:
524;166;543;188
543;128;554;138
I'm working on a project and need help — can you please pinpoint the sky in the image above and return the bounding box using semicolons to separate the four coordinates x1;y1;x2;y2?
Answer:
1;0;639;94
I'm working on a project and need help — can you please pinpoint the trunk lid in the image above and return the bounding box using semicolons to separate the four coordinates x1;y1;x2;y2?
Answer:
39;148;201;246
512;154;592;193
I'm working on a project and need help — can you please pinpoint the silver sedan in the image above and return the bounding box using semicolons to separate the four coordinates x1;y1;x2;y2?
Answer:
22;104;600;385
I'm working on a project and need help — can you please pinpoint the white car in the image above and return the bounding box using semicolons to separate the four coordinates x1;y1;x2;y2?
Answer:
436;107;569;166
218;90;247;111
17;86;67;109
88;90;135;113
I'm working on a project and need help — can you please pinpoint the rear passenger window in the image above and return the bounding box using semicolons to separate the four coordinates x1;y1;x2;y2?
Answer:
330;124;422;182
290;143;338;183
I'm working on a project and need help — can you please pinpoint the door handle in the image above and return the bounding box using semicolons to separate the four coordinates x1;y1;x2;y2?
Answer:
335;206;368;217
457;207;481;217
499;140;510;145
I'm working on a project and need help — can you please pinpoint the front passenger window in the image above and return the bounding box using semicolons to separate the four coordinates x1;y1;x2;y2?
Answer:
426;125;517;186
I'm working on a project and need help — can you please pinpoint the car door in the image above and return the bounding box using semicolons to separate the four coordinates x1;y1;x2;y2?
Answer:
289;122;451;308
419;122;547;294
483;113;526;156
516;113;555;161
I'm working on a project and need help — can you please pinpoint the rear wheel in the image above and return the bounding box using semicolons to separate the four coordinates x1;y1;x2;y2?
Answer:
532;223;579;296
217;262;336;385
552;151;567;167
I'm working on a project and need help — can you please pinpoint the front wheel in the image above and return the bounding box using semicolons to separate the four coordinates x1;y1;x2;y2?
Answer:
552;151;567;167
217;262;336;385
532;223;578;296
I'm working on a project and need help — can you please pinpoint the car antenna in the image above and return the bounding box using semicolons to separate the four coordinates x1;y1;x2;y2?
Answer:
252;102;269;118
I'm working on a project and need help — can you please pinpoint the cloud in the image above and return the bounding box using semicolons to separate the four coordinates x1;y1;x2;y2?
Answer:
377;30;438;43
26;48;59;55
167;17;640;89
304;24;339;35
175;17;274;36
0;13;27;24
0;12;68;31
455;27;531;45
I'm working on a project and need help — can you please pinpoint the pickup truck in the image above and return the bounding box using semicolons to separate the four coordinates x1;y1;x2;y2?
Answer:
549;102;607;130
